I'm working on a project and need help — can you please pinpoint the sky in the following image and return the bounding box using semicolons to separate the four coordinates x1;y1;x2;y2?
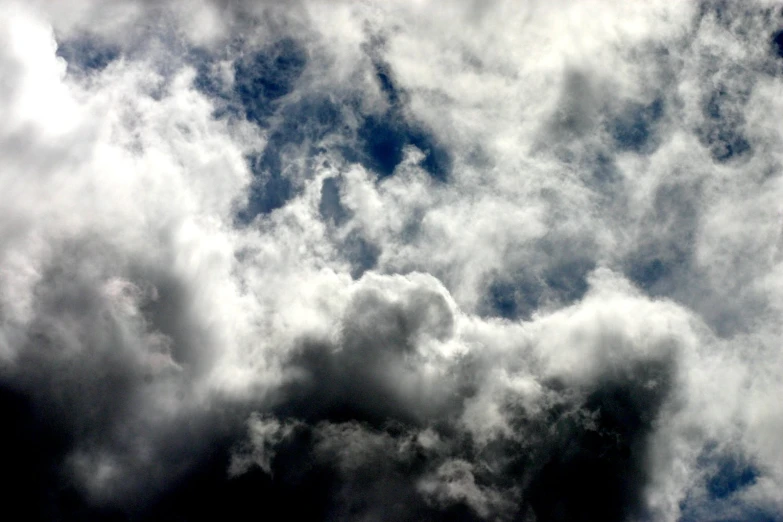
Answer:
1;0;783;521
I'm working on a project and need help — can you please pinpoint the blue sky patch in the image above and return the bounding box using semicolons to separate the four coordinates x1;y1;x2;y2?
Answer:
56;35;120;73
484;258;594;320
707;459;759;500
238;97;344;220
356;112;451;181
234;38;308;127
354;55;452;181
234;153;293;222
357;115;407;178
609;99;664;154
774;29;783;59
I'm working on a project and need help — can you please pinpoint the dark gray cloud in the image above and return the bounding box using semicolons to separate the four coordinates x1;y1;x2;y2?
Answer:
2;1;783;521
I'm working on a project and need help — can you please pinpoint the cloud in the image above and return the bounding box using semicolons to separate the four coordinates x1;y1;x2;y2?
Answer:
2;0;783;520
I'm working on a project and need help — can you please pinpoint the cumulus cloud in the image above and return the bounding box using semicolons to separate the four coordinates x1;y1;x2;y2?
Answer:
2;0;783;520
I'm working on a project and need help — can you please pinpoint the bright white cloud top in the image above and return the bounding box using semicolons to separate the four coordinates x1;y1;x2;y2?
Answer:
1;1;783;521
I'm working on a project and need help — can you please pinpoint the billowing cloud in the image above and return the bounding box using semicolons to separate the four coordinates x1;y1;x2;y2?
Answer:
2;0;783;520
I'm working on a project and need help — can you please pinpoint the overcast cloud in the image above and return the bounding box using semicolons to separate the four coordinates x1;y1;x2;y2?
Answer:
2;0;783;520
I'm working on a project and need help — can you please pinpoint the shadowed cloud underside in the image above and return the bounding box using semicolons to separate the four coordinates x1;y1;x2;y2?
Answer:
2;1;783;521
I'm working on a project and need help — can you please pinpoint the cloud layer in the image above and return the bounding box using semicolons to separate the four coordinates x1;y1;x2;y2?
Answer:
2;1;783;520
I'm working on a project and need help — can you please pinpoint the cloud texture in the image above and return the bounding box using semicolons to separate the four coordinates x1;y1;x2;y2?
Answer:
2;0;783;520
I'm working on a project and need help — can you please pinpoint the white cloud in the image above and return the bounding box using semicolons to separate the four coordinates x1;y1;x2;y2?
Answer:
2;0;783;519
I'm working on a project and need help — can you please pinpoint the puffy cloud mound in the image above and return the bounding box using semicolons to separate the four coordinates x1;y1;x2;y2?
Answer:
2;1;783;520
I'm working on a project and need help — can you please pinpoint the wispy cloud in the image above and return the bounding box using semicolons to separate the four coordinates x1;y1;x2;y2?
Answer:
2;1;783;520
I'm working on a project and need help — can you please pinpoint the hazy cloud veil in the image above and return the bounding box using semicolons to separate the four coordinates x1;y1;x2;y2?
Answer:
2;0;783;520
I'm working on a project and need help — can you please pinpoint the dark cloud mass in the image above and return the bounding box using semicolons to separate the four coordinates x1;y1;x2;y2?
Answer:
3;1;783;521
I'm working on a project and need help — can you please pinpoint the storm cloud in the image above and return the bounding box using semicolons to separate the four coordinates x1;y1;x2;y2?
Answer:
2;0;783;520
